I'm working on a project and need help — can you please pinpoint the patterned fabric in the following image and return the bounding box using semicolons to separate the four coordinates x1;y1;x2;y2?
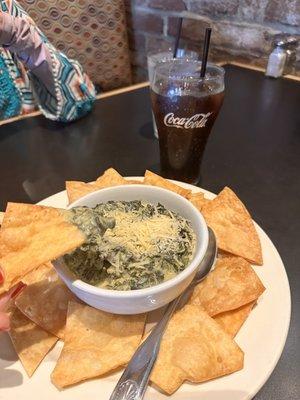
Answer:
0;48;37;115
0;0;96;121
0;53;21;119
30;49;96;121
18;0;132;90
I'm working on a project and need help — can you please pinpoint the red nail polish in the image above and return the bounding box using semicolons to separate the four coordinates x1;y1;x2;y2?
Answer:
11;283;26;298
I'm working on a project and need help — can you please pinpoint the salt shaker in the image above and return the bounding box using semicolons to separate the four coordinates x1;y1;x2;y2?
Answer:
266;35;298;78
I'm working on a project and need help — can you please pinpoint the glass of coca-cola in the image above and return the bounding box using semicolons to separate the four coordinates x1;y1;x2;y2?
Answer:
150;59;225;184
147;49;198;138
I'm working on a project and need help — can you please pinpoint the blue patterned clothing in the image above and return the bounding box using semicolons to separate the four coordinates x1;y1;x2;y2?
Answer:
0;0;96;122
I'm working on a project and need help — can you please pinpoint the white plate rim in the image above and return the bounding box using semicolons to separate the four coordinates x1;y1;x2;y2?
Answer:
0;178;291;400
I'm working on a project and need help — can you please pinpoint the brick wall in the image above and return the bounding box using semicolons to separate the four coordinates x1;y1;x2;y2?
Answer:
125;0;300;82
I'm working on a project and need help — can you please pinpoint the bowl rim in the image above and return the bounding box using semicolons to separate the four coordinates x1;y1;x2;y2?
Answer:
56;184;209;298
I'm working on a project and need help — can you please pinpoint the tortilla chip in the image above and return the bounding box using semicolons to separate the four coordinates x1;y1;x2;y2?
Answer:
125;179;143;184
217;249;233;258
0;211;4;225
8;305;58;377
187;192;210;211
66;181;103;204
15;269;76;339
51;301;146;388
144;170;191;198
21;262;53;285
201;187;263;265
66;168;129;204
0;203;85;292
214;301;255;338
151;304;244;394
189;256;265;316
96;167;126;186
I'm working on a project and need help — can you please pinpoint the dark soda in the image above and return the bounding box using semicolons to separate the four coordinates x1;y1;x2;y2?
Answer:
151;88;224;184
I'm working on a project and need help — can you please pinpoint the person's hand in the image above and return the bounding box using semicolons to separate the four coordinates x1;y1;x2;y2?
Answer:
0;282;25;332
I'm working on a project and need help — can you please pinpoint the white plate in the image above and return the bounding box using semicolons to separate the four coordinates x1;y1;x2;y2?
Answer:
0;179;291;400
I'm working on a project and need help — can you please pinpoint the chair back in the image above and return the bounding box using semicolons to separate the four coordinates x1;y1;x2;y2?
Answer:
19;0;132;90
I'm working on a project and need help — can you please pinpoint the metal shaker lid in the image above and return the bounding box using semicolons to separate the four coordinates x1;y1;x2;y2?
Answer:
274;34;299;48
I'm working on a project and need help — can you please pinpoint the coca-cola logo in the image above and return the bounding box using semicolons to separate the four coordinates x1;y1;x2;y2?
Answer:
163;112;212;129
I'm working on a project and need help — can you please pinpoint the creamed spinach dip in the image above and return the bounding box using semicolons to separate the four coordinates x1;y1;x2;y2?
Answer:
64;200;196;290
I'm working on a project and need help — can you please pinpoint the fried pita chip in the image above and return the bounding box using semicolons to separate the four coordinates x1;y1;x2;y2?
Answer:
187;192;210;211
125;179;143;184
201;187;263;265
217;249;234;259
66;168;129;204
66;179;138;204
0;203;85;292
189;256;265;316
21;263;53;285
51;301;146;388
16;269;76;339
151;304;244;394
8;305;58;377
0;211;4;225
96;167;127;186
144;170;191;198
66;181;103;204
214;301;255;338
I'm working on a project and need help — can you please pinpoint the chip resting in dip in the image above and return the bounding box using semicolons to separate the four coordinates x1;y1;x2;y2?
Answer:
63;200;196;290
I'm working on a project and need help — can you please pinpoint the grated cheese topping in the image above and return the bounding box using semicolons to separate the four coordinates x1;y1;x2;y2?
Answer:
103;210;181;257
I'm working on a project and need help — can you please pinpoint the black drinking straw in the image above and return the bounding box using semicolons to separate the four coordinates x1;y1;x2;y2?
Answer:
200;28;212;78
173;18;183;58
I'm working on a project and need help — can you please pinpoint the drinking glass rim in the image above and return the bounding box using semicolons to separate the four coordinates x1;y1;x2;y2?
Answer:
147;48;198;60
154;60;225;82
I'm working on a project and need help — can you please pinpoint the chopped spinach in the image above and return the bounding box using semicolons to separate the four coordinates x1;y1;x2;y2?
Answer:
64;201;196;290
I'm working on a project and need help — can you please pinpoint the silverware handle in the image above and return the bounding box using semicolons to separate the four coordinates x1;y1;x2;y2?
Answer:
109;227;217;400
109;296;181;400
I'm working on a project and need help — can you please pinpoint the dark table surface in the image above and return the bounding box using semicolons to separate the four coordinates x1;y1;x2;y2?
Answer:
0;65;299;399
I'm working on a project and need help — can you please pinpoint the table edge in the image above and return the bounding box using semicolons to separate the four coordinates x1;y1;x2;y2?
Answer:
0;61;299;127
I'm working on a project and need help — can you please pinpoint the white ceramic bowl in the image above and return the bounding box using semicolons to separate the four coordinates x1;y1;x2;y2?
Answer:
53;185;208;314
